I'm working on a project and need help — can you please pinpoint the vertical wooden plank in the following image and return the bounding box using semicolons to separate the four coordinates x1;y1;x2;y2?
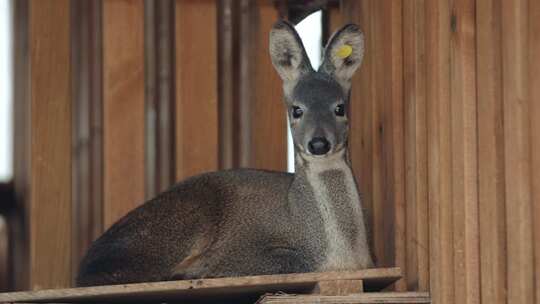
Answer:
250;1;286;170
103;0;145;228
501;0;535;303
237;0;253;168
0;216;7;291
369;0;384;273
29;0;72;288
475;1;507;304
372;0;407;289
145;0;175;197
449;1;480;303
175;0;218;180
529;1;540;303
385;0;406;292
71;0;104;279
11;0;30;291
218;0;236;170
403;0;429;292
144;0;158;197
426;0;453;303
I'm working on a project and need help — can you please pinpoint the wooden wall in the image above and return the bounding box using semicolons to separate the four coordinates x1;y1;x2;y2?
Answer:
330;0;540;303
7;1;540;304
9;0;287;291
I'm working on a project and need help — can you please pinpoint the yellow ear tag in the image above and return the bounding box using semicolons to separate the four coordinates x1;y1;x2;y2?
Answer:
336;44;353;59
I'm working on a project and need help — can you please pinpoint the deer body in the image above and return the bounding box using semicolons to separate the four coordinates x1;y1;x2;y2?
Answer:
77;21;373;287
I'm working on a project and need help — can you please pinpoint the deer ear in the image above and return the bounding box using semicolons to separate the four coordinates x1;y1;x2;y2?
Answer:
269;21;313;87
319;24;364;92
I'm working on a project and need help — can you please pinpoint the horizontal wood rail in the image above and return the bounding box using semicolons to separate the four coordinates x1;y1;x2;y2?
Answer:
0;267;401;304
258;292;431;304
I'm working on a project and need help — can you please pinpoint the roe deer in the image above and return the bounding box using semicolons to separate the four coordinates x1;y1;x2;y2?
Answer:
77;21;373;287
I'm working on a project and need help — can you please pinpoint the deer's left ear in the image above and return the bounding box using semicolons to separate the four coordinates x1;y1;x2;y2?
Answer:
319;24;364;93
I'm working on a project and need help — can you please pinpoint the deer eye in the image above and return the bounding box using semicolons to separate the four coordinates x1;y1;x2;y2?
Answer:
335;104;345;116
292;106;303;119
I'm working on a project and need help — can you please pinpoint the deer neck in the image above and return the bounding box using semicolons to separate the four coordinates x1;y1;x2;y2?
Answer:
289;148;372;270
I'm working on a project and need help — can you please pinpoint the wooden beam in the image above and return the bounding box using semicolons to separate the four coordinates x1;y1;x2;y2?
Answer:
0;268;402;303
11;0;30;291
175;0;219;180
0;216;7;291
102;0;146;229
403;0;429;292
475;1;506;304
218;0;237;169
71;0;104;279
144;0;175;197
258;292;431;304
449;1;480;303
249;1;287;170
501;0;535;303
425;1;453;303
529;0;540;302
28;0;72;288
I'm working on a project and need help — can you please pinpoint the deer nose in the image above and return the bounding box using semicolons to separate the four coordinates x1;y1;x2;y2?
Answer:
308;137;331;155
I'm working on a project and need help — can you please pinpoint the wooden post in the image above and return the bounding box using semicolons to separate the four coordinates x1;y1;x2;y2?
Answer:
449;1;480;303
476;1;506;304
425;1;453;303
248;1;287;171
501;0;535;303
102;0;146;229
175;0;219;181
28;0;72;289
402;0;429;292
529;1;540;302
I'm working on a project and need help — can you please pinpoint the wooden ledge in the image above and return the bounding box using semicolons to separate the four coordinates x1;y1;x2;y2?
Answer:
257;292;431;304
0;267;401;303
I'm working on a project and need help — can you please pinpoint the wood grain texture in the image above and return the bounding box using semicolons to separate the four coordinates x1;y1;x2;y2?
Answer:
375;0;406;291
71;0;104;280
449;1;480;303
529;1;540;303
312;280;364;295
258;292;431;304
218;0;236;169
249;1;286;170
175;0;219;180
29;0;72;288
403;0;429;292
425;0;453;303
0;216;7;291
475;1;507;304
102;0;146;229
0;268;402;303
145;0;175;197
501;0;535;303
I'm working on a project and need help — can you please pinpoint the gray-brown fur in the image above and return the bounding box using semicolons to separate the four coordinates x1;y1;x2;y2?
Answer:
76;21;373;287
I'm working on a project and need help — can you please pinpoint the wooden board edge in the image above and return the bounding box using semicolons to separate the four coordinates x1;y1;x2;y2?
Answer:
0;268;401;303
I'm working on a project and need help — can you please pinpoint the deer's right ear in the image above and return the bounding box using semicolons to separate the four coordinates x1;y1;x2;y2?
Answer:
269;21;313;86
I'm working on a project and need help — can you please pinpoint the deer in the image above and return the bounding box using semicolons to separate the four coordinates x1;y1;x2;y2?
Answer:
77;21;373;287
